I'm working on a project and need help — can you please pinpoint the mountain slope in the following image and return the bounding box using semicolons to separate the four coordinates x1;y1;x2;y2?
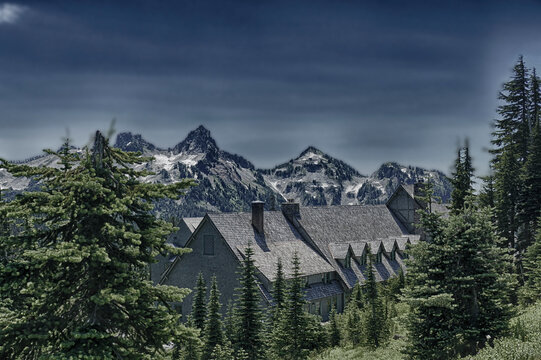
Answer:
0;126;452;217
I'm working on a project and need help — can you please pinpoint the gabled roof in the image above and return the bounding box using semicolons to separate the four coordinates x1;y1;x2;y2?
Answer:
293;205;409;289
208;212;334;282
183;217;204;232
328;243;350;260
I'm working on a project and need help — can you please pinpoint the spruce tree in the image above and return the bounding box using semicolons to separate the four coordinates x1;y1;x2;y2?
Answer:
344;303;362;346
0;131;194;359
518;120;541;252
193;272;208;331
351;282;364;309
362;251;389;348
233;246;264;360
272;257;286;323
520;220;541;304
328;305;341;347
450;139;474;214
203;276;225;360
271;252;310;360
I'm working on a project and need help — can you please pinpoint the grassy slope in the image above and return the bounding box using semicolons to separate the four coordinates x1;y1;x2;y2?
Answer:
312;302;541;360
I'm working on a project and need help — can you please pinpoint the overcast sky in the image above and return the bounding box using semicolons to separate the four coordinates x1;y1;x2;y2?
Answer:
1;0;541;175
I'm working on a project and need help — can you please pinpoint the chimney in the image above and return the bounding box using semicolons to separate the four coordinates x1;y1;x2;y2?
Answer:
281;199;300;219
252;201;265;234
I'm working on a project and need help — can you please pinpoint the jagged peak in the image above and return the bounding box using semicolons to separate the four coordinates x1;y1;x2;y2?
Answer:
299;146;324;157
114;132;156;152
172;125;218;154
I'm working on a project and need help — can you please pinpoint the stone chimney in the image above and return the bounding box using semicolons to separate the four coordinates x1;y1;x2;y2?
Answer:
281;199;300;219
252;201;265;234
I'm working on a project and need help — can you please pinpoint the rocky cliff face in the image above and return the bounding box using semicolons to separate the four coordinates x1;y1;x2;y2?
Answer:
0;126;452;217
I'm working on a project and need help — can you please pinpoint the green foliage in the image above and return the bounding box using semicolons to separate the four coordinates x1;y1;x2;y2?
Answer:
0;131;194;359
362;252;390;349
328;305;341;347
193;272;208;331
271;252;314;360
520;221;541;305
351;282;364;310
232;246;264;360
403;200;515;359
272;258;286;320
450;139;474;215
344;303;362;346
203;276;225;360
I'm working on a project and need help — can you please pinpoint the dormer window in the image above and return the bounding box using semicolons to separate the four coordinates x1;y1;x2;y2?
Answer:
345;252;352;268
391;248;396;261
376;250;382;264
360;251;367;265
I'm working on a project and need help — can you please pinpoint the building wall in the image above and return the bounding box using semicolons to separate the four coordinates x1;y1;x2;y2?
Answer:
161;219;244;320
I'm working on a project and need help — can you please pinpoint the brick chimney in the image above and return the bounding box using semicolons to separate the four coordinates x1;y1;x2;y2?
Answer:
252;201;265;234
281;199;300;219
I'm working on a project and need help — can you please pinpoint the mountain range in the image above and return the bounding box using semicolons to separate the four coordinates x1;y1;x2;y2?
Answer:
0;125;452;218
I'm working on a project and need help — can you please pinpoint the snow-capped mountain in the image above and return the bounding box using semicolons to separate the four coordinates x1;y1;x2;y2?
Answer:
0;126;452;217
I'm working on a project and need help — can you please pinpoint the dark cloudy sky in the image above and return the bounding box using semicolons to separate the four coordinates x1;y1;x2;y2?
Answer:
1;1;541;175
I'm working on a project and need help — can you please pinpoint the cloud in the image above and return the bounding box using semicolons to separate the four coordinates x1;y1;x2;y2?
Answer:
0;3;25;24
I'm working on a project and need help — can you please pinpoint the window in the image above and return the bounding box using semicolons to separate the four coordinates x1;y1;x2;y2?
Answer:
360;251;367;265
391;249;396;261
345;252;351;268
376;250;382;263
203;235;214;255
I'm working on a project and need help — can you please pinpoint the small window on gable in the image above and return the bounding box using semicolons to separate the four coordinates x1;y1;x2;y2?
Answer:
376;250;382;264
391;248;396;261
203;235;214;255
345;252;351;268
360;251;367;265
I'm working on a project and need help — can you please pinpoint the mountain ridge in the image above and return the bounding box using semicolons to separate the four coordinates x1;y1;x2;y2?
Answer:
0;125;452;217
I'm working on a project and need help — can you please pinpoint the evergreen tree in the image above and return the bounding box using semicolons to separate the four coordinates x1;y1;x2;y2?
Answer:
0;131;194;359
223;300;237;345
172;326;202;360
233;246;264;360
362;251;389;348
344;303;362;346
403;198;515;359
193;272;208;331
271;252;311;360
351;282;364;309
272;257;286;323
328;305;341;347
478;173;496;209
450;139;475;214
203;276;225;360
520;220;541;304
518;120;541;252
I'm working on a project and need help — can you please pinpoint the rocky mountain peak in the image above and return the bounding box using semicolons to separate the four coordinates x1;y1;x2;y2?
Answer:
172;125;218;154
114;132;156;153
299;146;324;158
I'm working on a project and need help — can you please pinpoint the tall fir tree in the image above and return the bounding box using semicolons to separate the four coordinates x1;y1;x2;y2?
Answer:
328;305;341;347
344;302;362;346
362;250;389;349
450;140;474;215
351;282;364;310
233;246;264;360
271;252;311;360
0;131;195;359
202;276;225;360
193;272;208;331
520;219;541;304
518;116;541;252
478;173;496;209
271;257;286;323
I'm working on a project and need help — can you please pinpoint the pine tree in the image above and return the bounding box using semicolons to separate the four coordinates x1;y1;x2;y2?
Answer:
272;257;286;323
344;303;362;346
520;220;541;304
203;276;225;360
193;272;208;331
233;246;264;360
271;252;311;360
450;139;474;214
403;198;515;359
328;305;341;347
0;131;194;359
362;251;389;349
478;173;496;209
351;282;364;309
518;120;541;252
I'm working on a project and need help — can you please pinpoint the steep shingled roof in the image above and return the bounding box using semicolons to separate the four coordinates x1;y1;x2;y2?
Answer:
208;211;334;282
183;217;204;232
